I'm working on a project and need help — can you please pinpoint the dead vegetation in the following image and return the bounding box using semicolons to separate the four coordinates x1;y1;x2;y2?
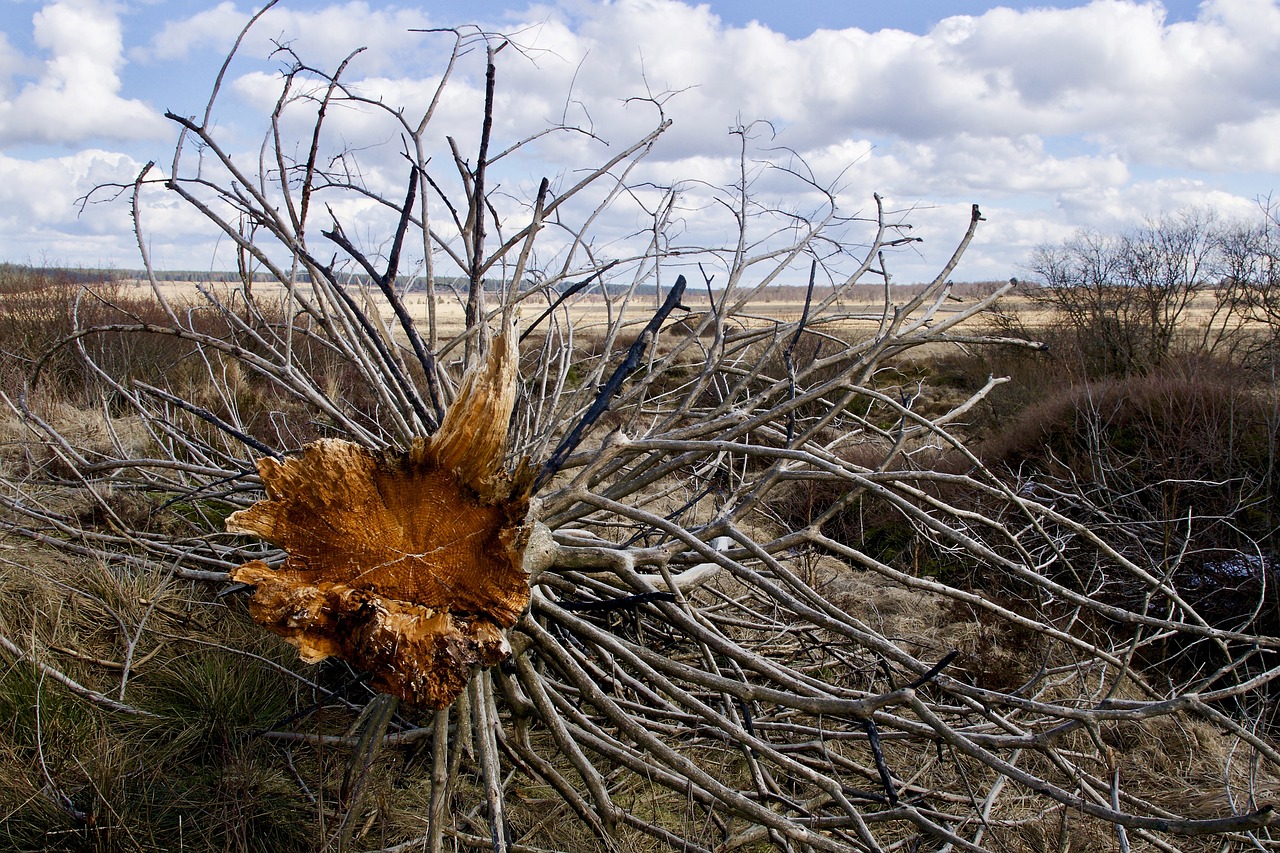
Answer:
3;10;1280;853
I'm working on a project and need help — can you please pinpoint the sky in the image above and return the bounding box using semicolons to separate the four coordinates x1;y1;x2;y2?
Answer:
0;0;1277;283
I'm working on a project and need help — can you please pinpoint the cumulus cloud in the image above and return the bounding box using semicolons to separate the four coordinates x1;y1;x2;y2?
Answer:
467;0;1277;278
0;0;166;146
4;0;1276;280
138;2;450;74
0;149;131;224
507;0;1280;170
0;32;30;99
797;136;1131;201
173;0;1273;174
0;145;261;268
1055;176;1264;229
0;148;142;262
135;1;248;62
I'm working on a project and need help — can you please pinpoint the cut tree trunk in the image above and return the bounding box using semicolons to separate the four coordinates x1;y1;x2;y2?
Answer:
227;330;534;708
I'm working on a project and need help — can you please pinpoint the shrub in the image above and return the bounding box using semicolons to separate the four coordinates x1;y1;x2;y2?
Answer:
981;360;1277;547
0;266;220;404
977;360;1280;651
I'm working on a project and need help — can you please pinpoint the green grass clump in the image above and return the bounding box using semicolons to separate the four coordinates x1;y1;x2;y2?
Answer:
0;549;325;852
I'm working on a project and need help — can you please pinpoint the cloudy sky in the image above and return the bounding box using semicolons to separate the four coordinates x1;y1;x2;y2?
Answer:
0;0;1277;282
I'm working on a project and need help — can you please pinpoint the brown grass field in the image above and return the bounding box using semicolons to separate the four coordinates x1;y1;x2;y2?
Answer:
2;269;1279;852
114;278;1060;336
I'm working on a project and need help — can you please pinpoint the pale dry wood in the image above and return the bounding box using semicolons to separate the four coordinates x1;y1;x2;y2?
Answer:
226;333;534;708
3;16;1280;853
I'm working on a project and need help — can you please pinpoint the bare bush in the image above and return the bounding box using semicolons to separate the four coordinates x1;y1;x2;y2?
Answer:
1217;195;1280;368
4;12;1280;853
1026;209;1224;377
1027;202;1280;379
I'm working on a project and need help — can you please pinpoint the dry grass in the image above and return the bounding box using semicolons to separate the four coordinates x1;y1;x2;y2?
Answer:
113;278;1050;338
5;268;1280;851
0;539;684;852
0;542;310;851
810;556;1280;852
4;481;1279;851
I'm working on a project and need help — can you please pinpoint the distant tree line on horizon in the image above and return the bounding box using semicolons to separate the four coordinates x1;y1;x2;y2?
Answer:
1;260;1011;302
5;196;1276;323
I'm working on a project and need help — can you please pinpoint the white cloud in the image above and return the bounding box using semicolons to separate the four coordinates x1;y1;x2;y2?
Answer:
0;148;134;225
173;0;1275;179
793;136;1132;206
1056;176;1264;229
0;0;167;146
5;0;1275;280
0;148;143;263
0;145;269;268
483;0;1280;176
138;2;449;74
0;31;30;99
136;1;248;62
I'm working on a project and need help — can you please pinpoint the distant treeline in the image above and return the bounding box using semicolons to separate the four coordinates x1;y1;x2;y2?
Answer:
1;264;474;290
1;263;1010;300
0;264;123;286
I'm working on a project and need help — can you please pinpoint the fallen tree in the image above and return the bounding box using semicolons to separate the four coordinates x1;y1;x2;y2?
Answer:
4;9;1280;852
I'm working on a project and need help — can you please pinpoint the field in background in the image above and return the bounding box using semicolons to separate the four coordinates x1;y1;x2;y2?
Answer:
3;266;1280;852
117;276;1239;334
114;277;1056;336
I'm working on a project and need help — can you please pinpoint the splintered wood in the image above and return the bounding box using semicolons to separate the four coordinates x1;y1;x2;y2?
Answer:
226;333;533;708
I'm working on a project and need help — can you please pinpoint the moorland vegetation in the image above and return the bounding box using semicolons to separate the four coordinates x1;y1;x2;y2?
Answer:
2;13;1280;853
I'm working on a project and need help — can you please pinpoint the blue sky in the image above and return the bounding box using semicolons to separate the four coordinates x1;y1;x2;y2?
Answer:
715;0;1207;34
0;0;1277;282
